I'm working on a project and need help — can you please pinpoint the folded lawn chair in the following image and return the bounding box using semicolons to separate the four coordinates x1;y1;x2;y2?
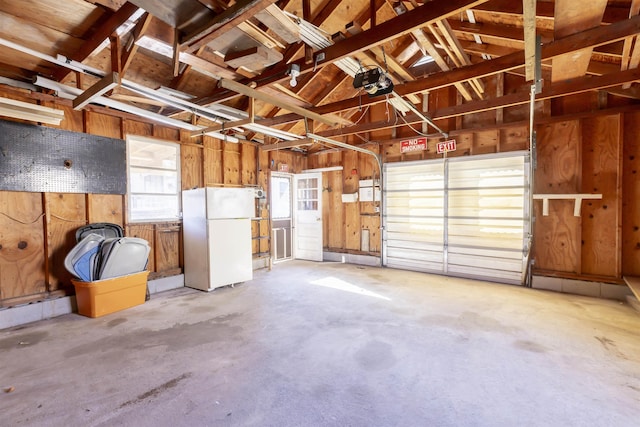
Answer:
96;237;150;280
64;233;104;281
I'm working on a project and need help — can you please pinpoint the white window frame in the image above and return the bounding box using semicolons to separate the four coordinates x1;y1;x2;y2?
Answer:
126;135;181;223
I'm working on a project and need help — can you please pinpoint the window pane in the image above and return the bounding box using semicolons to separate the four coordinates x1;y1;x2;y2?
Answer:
298;200;317;210
129;140;178;170
271;177;291;219
129;194;179;221
127;136;180;222
130;168;178;194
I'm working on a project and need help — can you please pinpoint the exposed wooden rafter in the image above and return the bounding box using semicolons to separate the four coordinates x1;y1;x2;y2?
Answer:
522;0;536;81
181;0;276;53
53;1;139;82
253;14;640;127
199;0;489;106
621;0;640;89
310;67;640;139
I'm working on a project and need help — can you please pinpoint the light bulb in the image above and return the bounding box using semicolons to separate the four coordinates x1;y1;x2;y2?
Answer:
288;64;301;88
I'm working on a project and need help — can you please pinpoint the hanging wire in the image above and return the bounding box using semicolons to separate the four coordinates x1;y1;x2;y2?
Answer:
350;106;370;126
396;109;431;137
0;211;45;224
381;46;389;74
354;133;370;144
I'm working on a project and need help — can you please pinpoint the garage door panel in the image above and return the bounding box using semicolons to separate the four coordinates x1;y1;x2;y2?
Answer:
448;235;523;250
448;245;523;260
447;264;522;284
386;237;443;251
448;252;522;271
384;152;529;285
385;247;444;263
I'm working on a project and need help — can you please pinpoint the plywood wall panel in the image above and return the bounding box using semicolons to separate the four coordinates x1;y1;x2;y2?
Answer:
473;129;499;154
42;102;84;132
383;142;402;163
361;215;380;253
533;120;582;273
126;224;155;273
327;169;344;250
535;121;581;192
155;223;181;273
501;126;528;151
223;142;241;185
551;93;599;116
87;194;124;226
86;111;121;138
153;125;180;141
181;144;203;190
452;133;473;156
203;136;223;185
242;144;257;185
581;115;622;277
622;111;640;276
45;193;86;291
358;145;379;179
343;150;360;250
0;192;46;301
123;119;153;137
533;200;581;273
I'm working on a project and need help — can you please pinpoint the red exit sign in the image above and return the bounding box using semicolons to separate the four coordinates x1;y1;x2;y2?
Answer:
436;139;457;154
400;137;427;153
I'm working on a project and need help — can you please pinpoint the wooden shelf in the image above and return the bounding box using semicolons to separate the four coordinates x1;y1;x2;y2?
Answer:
533;193;603;216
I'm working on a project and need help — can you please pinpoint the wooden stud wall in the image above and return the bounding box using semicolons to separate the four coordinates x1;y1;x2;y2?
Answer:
0;86;306;306
1;77;639;307
532;113;636;283
622;111;640;276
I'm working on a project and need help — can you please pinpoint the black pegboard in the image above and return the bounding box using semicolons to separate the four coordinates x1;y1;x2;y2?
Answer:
0;120;126;194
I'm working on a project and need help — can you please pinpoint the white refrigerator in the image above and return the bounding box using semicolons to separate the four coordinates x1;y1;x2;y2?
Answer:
182;187;255;291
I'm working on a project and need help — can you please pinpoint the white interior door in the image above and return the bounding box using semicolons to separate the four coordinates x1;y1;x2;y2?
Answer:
294;173;323;261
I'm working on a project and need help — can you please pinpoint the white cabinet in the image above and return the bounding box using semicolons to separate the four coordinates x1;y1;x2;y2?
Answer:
182;188;254;291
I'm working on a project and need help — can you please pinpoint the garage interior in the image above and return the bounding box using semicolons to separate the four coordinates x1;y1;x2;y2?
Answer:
0;0;639;424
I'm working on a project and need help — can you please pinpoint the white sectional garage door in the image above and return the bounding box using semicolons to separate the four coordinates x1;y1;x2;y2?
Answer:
383;152;530;285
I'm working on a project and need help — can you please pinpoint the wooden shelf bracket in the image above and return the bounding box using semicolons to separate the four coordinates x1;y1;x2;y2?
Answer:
533;193;603;216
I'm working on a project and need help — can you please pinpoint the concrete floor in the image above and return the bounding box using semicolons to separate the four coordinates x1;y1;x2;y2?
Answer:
1;261;639;427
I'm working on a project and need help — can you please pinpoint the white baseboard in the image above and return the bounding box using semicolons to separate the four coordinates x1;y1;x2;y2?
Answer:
0;274;186;330
323;251;381;267
532;275;632;301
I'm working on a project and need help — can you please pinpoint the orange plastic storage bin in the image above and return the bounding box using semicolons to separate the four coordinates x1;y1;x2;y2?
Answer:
72;271;149;318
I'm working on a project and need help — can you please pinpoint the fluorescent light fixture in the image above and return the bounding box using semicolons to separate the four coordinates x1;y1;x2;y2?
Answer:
301;166;344;173
0;96;64;125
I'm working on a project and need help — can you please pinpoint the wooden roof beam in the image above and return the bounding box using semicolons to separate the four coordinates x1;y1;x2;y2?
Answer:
121;12;153;76
218;78;339;127
621;0;640;89
523;0;536;82
72;72;120;110
336;14;640;113
312;67;640;138
411;28;475;101
448;20;622;60
255;14;640;124
198;0;490;105
181;0;276;53
53;1;139;82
